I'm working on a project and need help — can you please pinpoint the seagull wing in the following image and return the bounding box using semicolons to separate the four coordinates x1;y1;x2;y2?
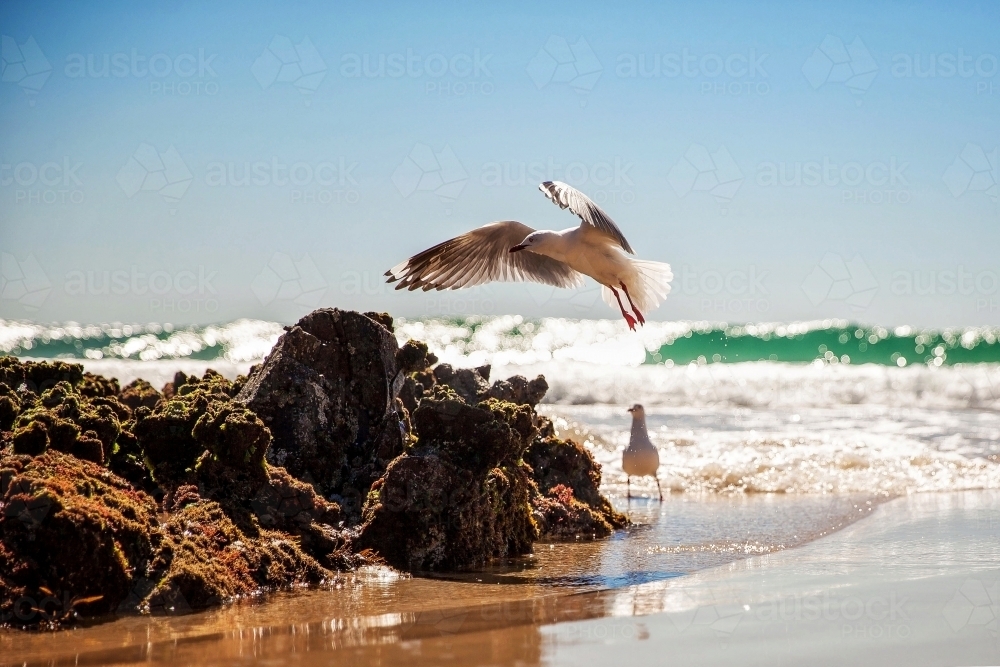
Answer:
385;220;584;291
538;181;634;254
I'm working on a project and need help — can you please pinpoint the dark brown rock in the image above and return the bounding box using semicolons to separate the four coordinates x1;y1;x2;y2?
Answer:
251;465;342;530
432;363;491;405
0;357;83;396
132;370;235;490
531;483;620;539
0;450;160;625
356;388;539;571
487;375;549;407
119;379;162;411
11;421;47;456
142;499;330;612
525;431;627;538
236;309;406;522
396;339;437;375
11;381;123;465
191;402;271;501
78;372;120;398
0;383;22;432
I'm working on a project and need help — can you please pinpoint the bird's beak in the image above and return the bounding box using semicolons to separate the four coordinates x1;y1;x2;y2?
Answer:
509;244;526;253
627;407;634;413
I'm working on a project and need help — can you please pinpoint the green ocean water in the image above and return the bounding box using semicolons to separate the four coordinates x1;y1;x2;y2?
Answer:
645;324;1000;366
2;318;998;367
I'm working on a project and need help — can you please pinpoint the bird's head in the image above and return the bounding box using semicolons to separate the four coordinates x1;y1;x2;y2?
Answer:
509;231;553;253
509;232;536;253
627;404;645;417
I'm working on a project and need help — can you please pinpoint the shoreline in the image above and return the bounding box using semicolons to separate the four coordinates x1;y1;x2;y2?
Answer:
547;489;1000;666
2;490;995;665
0;490;891;666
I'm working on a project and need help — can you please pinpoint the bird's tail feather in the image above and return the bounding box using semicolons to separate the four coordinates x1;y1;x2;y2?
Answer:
601;259;673;314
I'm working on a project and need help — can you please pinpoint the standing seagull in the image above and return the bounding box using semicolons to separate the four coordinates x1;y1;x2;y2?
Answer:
385;182;672;329
624;404;662;501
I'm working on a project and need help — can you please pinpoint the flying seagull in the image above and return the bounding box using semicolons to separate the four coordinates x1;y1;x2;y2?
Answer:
384;181;672;329
624;404;663;501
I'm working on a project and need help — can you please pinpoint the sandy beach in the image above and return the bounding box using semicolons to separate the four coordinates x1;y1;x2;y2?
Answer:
2;490;995;666
547;490;1000;667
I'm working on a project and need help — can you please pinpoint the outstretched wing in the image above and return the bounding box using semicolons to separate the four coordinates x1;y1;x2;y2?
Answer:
385;220;584;291
538;180;634;254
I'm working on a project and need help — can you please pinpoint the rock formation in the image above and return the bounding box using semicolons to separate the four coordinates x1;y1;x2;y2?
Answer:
0;308;625;629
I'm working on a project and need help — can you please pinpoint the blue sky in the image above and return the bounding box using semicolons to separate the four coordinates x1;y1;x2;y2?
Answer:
0;0;998;327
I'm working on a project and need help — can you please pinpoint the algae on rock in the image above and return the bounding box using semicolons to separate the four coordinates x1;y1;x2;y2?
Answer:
525;425;628;539
0;450;161;623
356;386;540;571
236;309;407;521
0;309;629;628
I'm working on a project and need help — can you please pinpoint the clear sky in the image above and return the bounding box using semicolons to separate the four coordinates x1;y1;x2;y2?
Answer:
1;0;998;327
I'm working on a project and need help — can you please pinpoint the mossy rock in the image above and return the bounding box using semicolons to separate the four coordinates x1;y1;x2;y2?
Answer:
0;450;160;625
525;433;628;537
357;390;539;571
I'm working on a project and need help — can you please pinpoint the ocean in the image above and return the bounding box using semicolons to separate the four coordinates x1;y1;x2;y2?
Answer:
4;314;998;503
2;315;999;663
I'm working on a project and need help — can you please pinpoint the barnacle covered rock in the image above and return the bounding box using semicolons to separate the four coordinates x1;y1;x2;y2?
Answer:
0;450;160;625
357;387;539;571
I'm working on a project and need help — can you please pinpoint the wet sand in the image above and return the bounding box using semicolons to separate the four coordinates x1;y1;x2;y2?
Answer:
0;492;880;666
46;489;985;667
546;490;1000;666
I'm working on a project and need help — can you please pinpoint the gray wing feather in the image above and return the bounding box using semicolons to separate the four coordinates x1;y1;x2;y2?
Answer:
538;181;634;254
385;221;584;291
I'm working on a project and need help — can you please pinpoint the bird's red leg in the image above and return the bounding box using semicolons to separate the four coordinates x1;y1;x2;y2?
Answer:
619;281;645;325
610;286;637;331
